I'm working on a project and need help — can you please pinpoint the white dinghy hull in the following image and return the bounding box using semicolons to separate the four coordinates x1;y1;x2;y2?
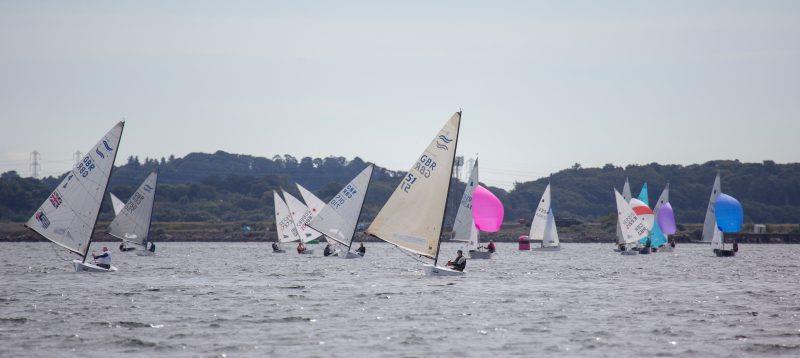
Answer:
423;264;465;276
531;246;561;252
73;260;117;273
468;250;493;259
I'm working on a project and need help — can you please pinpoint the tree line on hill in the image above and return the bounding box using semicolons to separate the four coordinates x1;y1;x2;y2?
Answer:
1;151;798;226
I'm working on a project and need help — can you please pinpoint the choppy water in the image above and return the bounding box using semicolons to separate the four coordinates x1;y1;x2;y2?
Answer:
1;242;799;357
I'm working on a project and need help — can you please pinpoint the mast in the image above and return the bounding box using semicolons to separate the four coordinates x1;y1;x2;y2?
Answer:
433;111;462;267
82;121;124;263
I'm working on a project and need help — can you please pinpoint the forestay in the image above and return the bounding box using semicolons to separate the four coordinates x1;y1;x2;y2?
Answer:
615;190;649;245
307;165;373;248
529;184;552;242
25;122;124;256
107;171;158;246
452;158;478;243
702;174;721;242
274;191;302;243
367;112;461;259
283;190;323;244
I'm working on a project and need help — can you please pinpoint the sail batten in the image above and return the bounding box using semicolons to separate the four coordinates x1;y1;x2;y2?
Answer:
25;122;124;258
366;112;461;261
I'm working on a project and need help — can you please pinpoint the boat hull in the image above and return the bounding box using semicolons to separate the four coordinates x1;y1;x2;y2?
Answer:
73;260;117;273
135;250;155;257
336;251;363;259
620;250;639;256
423;264;465;276
468;250;493;259
714;249;736;257
531;246;561;252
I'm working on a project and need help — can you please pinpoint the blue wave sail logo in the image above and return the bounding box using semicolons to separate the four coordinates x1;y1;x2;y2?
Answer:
143;184;154;193
103;140;113;152
95;148;105;159
435;135;453;151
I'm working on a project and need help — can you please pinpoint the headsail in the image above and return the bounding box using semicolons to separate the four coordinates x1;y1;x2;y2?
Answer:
543;208;559;247
615;189;649;245
366;112;461;260
529;184;552;242
107;171;158;246
701;174;721;242
452;158;478;243
110;193;125;216
711;226;724;250
282;190;323;244
615;178;632;245
274;191;301;243
25;122;124;257
307;165;373;248
649;184;670;248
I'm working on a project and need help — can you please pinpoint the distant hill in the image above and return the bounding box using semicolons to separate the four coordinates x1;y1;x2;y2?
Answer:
1;152;798;225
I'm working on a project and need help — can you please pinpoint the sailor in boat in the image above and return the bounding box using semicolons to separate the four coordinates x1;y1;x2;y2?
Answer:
323;243;334;257
92;247;113;269
356;242;366;256
148;241;156;253
618;243;627;252
446;250;467;272
272;242;281;252
119;242;135;252
486;241;496;253
297;242;307;254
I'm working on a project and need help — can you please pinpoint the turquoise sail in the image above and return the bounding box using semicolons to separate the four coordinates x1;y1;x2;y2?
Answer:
637;183;649;205
637;183;654;245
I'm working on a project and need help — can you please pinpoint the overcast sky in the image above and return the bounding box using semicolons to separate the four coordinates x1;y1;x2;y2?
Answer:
1;1;798;188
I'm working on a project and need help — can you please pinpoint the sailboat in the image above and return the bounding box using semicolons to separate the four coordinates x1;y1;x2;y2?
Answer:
451;158;489;258
273;190;303;253
529;184;560;251
701;174;721;243
297;183;343;251
282;190;324;248
614;178;632;250
107;170;159;256
614;189;650;256
366;111;463;276
307;165;373;258
24;122;124;272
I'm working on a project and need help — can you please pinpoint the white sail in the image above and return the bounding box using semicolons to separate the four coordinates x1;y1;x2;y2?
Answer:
543;209;559;247
274;191;301;243
110;193;125;216
711;225;724;250
701;174;721;242
467;224;479;251
24;122;124;256
616;178;632;244
614;189;649;245
282;190;323;244
296;183;336;245
529;184;552;242
366;112;461;259
307;165;373;248
107;171;158;246
452;158;479;243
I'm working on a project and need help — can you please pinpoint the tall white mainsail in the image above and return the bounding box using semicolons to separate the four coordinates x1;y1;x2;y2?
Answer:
110;193;125;215
452;158;478;244
529;184;552;242
283;190;323;244
307;165;373;249
615;189;649;245
297;183;335;245
107;171;158;247
701;174;721;242
274;191;302;243
615;178;632;245
366;112;461;263
25;122;124;258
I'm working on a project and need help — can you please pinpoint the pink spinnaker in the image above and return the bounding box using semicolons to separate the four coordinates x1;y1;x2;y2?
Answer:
656;202;677;235
471;185;504;232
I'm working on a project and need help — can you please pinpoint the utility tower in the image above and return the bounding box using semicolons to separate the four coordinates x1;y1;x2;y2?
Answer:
30;150;41;178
